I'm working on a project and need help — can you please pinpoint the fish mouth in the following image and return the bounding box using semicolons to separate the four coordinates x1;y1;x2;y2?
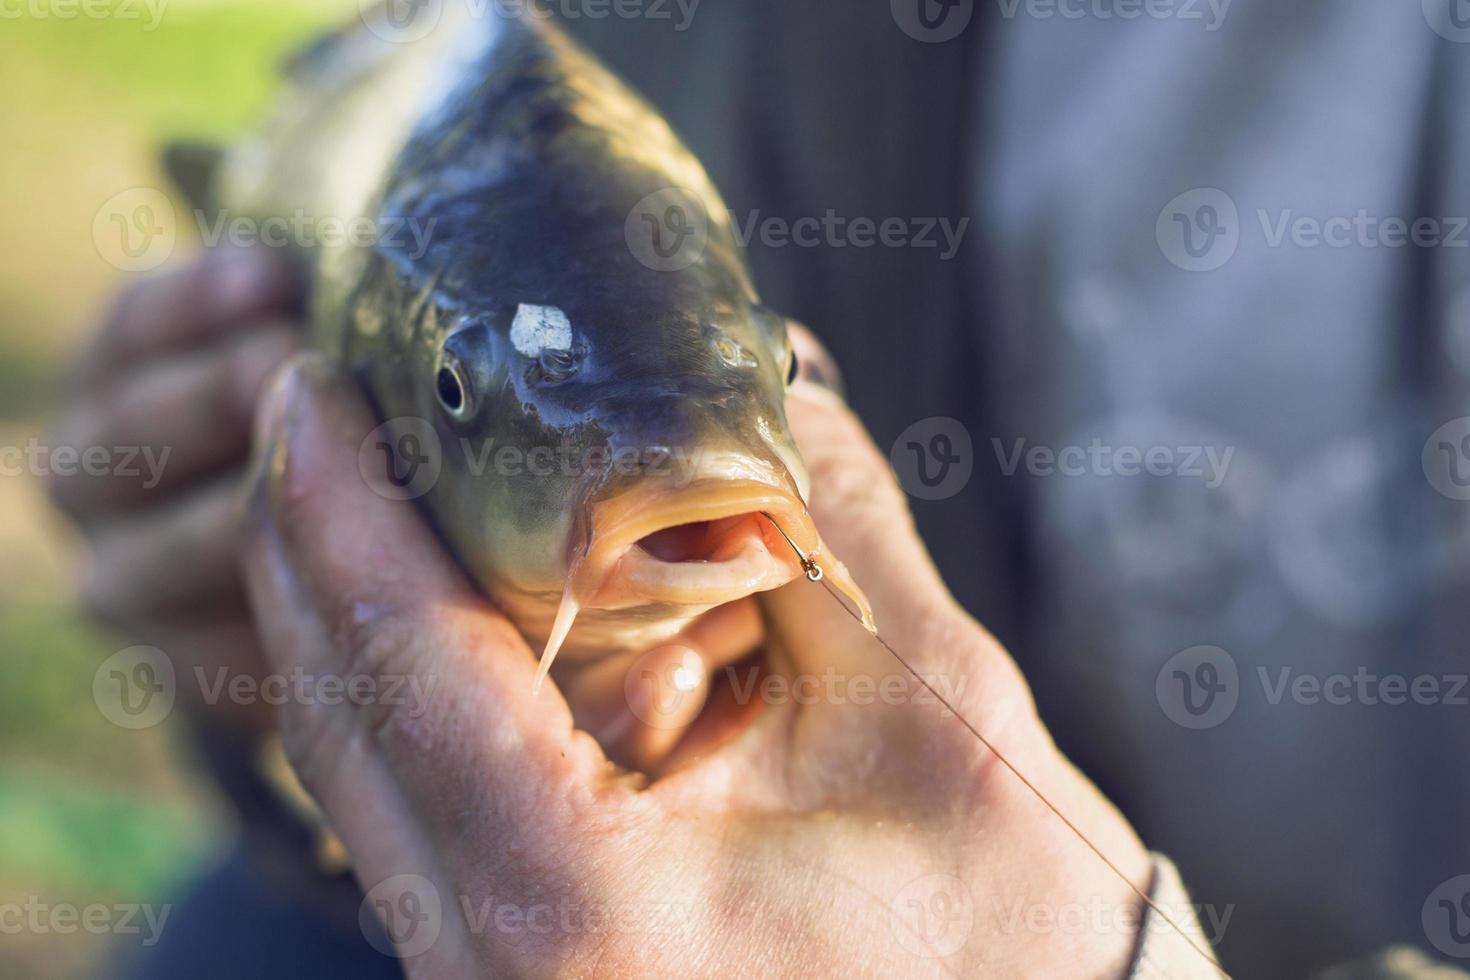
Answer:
583;480;812;609
529;470;875;692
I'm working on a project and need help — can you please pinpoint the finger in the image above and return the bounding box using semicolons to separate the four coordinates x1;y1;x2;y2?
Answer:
240;353;617;893
79;475;247;625
249;520;482;977
72;246;300;386
558;597;764;772
51;326;297;518
767;382;1025;720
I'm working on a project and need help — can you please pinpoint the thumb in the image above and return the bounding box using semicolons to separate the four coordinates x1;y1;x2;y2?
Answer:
762;317;995;719
764;368;1030;739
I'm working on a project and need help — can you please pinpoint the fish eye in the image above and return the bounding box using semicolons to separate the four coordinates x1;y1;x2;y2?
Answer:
786;350;800;385
436;354;473;418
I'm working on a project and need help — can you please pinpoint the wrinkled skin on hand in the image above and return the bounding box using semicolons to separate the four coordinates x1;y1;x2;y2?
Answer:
240;346;1152;979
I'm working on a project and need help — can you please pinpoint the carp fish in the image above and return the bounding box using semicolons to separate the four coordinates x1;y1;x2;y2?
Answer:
170;2;874;726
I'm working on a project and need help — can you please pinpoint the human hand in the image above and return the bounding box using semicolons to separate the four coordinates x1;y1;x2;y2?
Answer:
239;348;1152;978
49;246;301;731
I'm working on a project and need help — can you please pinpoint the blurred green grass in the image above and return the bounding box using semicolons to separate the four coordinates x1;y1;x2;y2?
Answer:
0;2;343;976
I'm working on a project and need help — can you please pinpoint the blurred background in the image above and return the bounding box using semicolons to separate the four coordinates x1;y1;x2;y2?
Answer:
0;4;334;977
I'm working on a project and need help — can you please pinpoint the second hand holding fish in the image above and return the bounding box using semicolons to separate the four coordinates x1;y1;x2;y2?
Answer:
241;354;1164;980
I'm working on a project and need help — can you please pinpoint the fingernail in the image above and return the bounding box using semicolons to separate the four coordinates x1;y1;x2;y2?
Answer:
241;355;307;529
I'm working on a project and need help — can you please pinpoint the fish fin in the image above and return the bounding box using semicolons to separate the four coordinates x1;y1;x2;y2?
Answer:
281;24;352;84
161;140;223;215
280;8;384;87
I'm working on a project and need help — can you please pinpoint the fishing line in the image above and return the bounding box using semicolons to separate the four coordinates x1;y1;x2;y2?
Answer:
760;513;1230;979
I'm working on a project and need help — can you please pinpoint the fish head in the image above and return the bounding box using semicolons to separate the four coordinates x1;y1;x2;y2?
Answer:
421;287;809;603
377;261;871;682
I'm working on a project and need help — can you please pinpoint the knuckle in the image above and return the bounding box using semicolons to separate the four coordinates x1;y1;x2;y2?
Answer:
333;603;418;681
331;605;438;752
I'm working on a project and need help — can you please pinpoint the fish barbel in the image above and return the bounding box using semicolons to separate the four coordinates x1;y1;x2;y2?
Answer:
176;3;874;707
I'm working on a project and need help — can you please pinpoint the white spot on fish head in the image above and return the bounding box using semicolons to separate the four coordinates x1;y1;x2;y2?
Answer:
511;303;573;359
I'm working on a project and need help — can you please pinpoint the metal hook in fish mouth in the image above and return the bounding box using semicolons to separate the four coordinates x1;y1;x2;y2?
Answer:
760;512;824;582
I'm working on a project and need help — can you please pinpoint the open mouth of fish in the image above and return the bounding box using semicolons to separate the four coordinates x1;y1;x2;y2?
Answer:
532;477;872;690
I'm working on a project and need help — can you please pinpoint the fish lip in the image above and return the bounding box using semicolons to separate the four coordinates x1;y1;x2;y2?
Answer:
574;478;816;610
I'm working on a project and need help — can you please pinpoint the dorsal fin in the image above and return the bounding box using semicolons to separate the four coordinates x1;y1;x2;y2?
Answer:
279;6;384;87
161;139;224;214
